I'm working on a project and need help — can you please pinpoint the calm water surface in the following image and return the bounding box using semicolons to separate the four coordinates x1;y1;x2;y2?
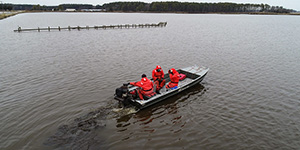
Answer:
1;13;300;150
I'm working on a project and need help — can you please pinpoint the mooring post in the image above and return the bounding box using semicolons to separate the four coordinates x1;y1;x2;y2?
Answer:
77;26;80;31
86;26;89;30
68;26;71;31
163;22;167;27
38;27;40;32
158;22;163;27
58;26;61;31
48;26;50;31
18;27;21;32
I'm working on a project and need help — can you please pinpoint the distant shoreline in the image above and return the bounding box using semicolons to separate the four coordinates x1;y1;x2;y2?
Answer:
1;11;299;20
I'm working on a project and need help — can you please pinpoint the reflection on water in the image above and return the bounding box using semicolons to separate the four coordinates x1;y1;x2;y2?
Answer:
113;83;206;144
137;83;206;116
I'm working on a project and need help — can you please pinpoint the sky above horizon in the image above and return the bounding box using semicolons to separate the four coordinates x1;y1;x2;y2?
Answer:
3;0;300;11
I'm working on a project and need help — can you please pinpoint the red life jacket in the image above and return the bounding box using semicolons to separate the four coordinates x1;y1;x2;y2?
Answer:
152;65;165;81
169;68;179;84
130;77;153;91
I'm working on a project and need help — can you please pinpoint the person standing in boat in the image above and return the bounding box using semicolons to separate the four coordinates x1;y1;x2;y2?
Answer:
129;74;155;100
166;68;180;90
152;65;166;94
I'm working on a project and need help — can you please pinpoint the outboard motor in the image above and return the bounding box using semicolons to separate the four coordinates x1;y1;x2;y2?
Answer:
114;84;131;106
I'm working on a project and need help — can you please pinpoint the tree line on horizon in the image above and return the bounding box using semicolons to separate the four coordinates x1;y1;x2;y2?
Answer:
0;1;295;13
103;2;294;13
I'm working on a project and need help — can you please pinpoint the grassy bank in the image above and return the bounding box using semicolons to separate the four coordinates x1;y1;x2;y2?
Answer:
0;11;24;20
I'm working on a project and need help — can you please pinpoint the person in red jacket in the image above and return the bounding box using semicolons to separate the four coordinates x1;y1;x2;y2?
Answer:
166;68;180;89
152;65;166;94
129;74;155;100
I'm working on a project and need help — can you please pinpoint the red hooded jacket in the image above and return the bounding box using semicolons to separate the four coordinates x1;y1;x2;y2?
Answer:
152;65;165;81
130;77;153;91
169;68;179;84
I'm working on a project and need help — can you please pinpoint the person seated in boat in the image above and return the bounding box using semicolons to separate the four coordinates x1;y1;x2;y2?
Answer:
129;74;155;100
152;65;166;94
166;68;180;90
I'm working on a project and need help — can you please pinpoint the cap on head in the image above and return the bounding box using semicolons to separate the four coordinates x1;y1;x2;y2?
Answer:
142;74;147;78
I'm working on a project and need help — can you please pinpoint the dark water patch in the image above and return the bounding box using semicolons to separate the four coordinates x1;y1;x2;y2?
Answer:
45;107;109;150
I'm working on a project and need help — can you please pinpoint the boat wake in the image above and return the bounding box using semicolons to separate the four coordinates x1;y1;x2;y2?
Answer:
45;103;140;150
45;107;109;150
112;107;138;115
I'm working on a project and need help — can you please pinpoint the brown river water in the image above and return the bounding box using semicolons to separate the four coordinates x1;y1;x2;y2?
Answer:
0;12;300;150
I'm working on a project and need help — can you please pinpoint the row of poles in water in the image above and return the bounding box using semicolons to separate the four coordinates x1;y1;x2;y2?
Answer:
14;22;167;32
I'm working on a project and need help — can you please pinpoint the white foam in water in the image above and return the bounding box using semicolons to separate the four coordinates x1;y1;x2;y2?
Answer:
112;107;138;115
